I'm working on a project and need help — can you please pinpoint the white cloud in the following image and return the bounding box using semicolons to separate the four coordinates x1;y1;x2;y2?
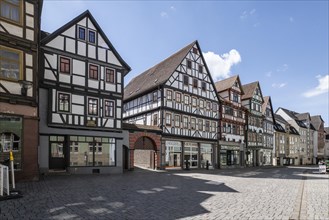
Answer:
303;75;329;98
277;64;288;72
240;8;256;20
272;83;287;88
170;6;176;11
266;71;272;77
160;11;168;18
203;50;241;80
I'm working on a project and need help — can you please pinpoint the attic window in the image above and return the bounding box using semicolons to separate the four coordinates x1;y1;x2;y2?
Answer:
88;30;96;44
78;27;86;40
192;48;198;54
187;60;192;69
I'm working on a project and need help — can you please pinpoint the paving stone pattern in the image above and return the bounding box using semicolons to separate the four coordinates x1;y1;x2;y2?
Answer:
0;166;328;220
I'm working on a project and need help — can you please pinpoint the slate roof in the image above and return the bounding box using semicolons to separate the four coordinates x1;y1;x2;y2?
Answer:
41;10;131;74
274;122;286;133
310;115;324;131
277;108;298;120
124;41;197;101
214;75;244;94
241;81;262;101
296;113;310;121
274;114;288;124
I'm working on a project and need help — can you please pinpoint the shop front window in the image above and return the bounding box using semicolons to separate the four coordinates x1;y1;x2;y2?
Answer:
165;141;181;167
69;136;116;166
200;144;212;168
0;115;22;170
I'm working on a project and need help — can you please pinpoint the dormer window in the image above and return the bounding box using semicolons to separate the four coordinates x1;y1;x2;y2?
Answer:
78;27;86;40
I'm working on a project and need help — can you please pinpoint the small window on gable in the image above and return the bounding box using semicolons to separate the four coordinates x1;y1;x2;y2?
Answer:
201;82;206;91
105;68;115;83
78;27;86;40
183;75;189;86
192;47;198;54
198;65;203;73
193;79;198;88
88;30;96;44
60;57;71;74
187;60;192;69
153;91;158;103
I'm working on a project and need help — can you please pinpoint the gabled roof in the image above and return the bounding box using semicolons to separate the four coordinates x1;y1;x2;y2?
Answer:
41;10;131;74
296;113;310;121
310;115;324;131
274;114;288;124
277;107;298;120
214;75;244;94
124;41;198;101
241;81;263;102
262;96;270;114
289;126;300;135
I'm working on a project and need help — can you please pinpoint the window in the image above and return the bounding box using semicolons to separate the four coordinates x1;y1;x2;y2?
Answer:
176;92;181;103
198;119;203;131
88;98;98;116
212;103;218;111
0;0;21;23
183;116;188;129
153;114;158;126
225;106;233;115
88;30;96;43
167;90;172;100
60;57;70;74
104;100;114;117
153;92;158;102
165;113;171;126
198;65;203;73
192;97;197;107
232;92;239;102
193;79;198;88
89;64;98;80
199;100;204;109
183;75;189;86
206;101;211;110
191;118;196;130
184;95;189;105
187;60;192;69
192;47;198;54
58;93;70;112
105;68;115;83
201;82;206;91
204;121;209;132
0;46;21;81
78;27;86;40
174;115;180;127
211;122;216;132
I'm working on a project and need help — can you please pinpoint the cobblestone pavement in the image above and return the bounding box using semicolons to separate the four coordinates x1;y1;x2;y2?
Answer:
0;166;328;220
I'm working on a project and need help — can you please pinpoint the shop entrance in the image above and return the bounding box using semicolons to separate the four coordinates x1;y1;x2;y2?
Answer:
49;136;67;170
134;136;156;169
184;143;198;168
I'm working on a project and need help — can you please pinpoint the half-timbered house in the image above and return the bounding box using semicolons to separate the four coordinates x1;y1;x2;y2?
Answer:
261;96;275;165
123;41;220;170
0;0;42;180
241;81;264;166
38;10;130;174
214;75;247;168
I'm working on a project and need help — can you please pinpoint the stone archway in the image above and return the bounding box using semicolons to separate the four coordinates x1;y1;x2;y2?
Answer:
133;136;157;169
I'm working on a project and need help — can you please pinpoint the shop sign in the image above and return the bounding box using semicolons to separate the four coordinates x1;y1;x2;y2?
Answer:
86;120;96;127
185;142;198;147
166;141;181;148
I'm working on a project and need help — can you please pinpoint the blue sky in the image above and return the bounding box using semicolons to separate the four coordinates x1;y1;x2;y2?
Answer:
41;1;329;125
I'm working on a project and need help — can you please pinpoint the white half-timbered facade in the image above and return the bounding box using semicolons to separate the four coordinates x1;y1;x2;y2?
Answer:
0;0;41;181
38;10;130;174
123;41;220;169
215;75;247;168
261;96;275;166
242;81;265;166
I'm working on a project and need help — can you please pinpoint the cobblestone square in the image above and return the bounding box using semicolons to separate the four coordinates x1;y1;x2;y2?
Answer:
1;166;328;219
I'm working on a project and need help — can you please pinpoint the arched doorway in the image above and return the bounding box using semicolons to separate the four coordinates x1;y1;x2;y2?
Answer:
134;136;157;169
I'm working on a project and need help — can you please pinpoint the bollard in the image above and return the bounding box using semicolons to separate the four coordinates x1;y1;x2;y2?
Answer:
9;150;15;189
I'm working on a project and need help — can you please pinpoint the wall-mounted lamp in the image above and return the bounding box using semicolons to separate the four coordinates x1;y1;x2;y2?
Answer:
18;80;33;96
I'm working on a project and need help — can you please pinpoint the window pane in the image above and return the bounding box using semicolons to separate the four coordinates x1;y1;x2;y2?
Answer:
89;31;96;43
78;27;85;40
0;48;21;80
